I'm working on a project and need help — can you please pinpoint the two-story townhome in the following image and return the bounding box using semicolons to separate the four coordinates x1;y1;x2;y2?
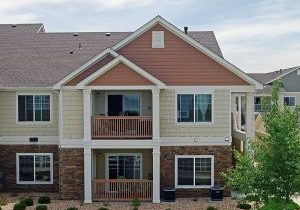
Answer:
0;16;262;203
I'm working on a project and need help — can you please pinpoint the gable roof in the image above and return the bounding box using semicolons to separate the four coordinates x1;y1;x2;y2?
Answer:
76;55;166;89
0;23;44;34
248;66;300;85
112;16;261;89
0;21;223;88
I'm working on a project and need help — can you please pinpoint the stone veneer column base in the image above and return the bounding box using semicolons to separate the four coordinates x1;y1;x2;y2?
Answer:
160;145;232;197
59;148;84;200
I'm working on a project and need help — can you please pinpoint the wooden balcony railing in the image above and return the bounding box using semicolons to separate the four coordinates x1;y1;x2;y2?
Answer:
91;116;152;139
92;179;153;201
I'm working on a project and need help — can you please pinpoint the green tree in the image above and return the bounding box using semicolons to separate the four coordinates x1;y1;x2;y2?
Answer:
223;80;300;209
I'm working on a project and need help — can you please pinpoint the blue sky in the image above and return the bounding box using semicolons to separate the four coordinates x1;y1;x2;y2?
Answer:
0;0;299;73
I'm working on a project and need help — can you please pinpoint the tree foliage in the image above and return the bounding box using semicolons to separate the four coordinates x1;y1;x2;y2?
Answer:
223;80;300;209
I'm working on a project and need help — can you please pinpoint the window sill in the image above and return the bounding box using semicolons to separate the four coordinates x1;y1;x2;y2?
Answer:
176;122;214;126
16;121;52;125
17;181;53;185
175;185;212;189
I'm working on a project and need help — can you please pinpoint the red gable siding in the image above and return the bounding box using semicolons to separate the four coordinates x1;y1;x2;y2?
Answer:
118;24;249;86
87;63;154;86
65;55;114;86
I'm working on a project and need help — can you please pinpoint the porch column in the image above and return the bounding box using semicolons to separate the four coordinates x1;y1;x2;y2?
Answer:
237;95;242;131
83;89;92;142
246;92;254;149
84;147;92;203
152;146;160;203
152;88;160;140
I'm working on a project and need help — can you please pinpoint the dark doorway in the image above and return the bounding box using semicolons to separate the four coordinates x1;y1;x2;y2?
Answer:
108;95;122;116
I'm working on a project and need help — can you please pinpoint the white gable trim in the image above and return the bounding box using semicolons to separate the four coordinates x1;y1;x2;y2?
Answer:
266;67;300;84
76;55;166;89
52;48;119;89
112;16;262;89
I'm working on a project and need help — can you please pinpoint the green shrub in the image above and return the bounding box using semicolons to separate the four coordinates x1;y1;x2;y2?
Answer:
0;194;8;206
259;198;299;210
13;203;26;210
98;207;109;210
131;198;141;207
36;205;48;210
237;203;251;209
66;208;78;210
0;206;2;210
207;206;218;210
20;197;34;206
38;196;51;204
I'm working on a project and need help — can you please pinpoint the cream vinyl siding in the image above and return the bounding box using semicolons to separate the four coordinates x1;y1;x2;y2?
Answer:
160;89;230;137
0;91;58;136
62;90;84;139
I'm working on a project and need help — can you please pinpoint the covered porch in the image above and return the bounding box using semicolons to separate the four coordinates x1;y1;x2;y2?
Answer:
91;149;154;201
91;90;153;139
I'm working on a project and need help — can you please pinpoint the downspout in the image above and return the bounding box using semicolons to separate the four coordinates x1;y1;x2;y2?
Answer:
52;89;63;198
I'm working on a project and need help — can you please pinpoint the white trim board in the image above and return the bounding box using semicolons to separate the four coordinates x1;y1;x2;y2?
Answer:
111;15;262;89
53;48;119;89
160;137;232;146
76;55;166;89
0;136;59;145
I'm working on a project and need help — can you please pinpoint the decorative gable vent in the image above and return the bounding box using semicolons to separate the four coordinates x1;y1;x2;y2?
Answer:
152;31;164;48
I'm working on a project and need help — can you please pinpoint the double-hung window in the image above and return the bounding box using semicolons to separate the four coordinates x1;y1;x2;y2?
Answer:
177;93;212;123
16;153;53;184
175;155;214;188
18;94;51;122
283;96;296;107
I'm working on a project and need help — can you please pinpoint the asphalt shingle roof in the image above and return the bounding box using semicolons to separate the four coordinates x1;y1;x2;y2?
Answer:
0;24;223;87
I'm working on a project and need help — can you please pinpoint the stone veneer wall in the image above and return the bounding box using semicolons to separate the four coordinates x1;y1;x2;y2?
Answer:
0;145;59;193
59;148;84;199
160;146;232;197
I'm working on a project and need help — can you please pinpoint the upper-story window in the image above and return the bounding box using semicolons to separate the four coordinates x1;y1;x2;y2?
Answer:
284;96;296;107
18;94;51;122
177;94;212;123
152;31;164;48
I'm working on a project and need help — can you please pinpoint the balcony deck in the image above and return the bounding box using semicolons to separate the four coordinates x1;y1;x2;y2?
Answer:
91;116;152;139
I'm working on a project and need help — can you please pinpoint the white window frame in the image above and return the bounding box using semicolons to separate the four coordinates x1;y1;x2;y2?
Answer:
175;90;214;125
175;155;214;189
283;96;296;107
16;153;53;185
152;31;165;48
105;153;143;179
16;92;52;124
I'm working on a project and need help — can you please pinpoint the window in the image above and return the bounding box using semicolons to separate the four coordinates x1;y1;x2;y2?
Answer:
18;94;50;122
107;93;141;116
284;97;296;107
152;31;164;48
254;96;271;112
16;153;53;184
177;94;212;123
175;155;214;188
106;154;141;179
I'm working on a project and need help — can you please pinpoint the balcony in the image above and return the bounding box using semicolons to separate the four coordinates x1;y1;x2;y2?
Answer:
92;179;153;201
91;116;152;139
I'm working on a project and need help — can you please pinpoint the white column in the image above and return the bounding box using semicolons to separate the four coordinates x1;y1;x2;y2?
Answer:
84;147;92;203
152;146;160;203
83;89;92;142
152;88;160;141
246;92;254;148
238;95;242;131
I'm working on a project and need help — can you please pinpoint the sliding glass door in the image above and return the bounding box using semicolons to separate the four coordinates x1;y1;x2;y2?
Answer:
106;154;142;179
107;94;141;116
